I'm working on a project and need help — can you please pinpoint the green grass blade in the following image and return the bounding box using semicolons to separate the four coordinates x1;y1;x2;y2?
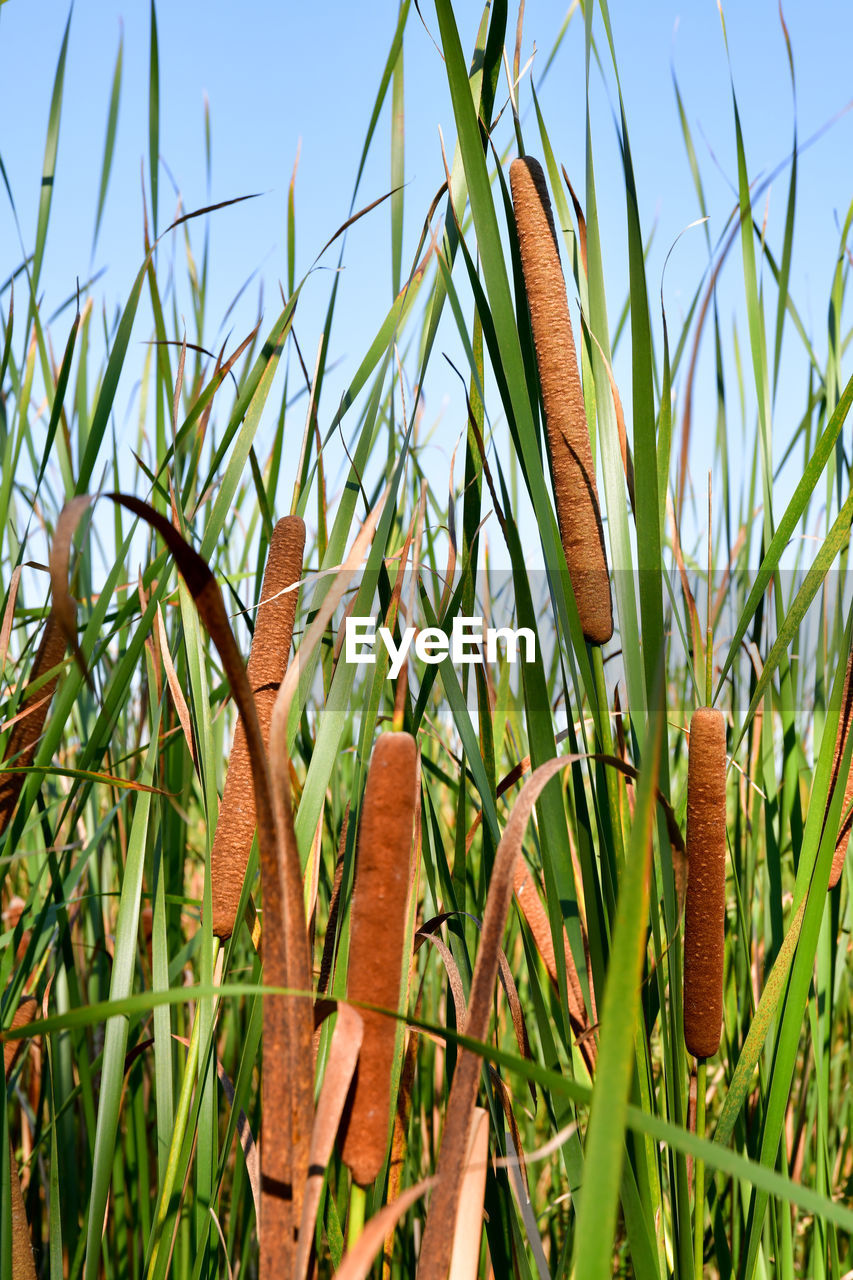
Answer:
92;24;123;257
30;8;71;315
148;0;160;237
570;691;662;1279
83;718;161;1280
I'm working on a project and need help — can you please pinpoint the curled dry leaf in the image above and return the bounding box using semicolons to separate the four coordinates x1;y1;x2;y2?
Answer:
488;1067;528;1194
416;912;536;1100
155;603;197;769
560;165;588;278
335;1180;435;1280
0;565;21;675
47;488;386;1274
0;609;69;838
51;492;298;1273
49;495;93;682
417;928;468;1028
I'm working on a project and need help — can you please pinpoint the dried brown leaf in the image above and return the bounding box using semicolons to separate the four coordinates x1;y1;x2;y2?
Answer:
448;1108;489;1280
336;1181;434;1280
0;565;21;676
417;754;590;1279
0;609;69;837
155;603;197;769
295;1004;364;1280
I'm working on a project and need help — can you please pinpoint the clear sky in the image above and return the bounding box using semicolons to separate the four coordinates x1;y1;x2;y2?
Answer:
1;0;851;570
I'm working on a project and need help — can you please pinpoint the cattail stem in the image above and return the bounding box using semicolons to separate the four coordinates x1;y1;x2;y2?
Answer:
706;474;714;708
705;630;713;709
592;644;625;869
347;1183;367;1251
694;1057;707;1280
509;155;612;646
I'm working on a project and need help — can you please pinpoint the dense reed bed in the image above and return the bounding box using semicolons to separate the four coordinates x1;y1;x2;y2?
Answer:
2;3;853;1277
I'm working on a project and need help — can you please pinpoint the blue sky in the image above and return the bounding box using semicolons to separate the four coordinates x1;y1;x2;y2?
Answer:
0;0;851;572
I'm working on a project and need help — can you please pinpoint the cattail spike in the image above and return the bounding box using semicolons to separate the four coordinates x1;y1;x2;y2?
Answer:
826;646;853;890
509;155;613;645
340;731;418;1186
683;707;727;1060
210;515;306;939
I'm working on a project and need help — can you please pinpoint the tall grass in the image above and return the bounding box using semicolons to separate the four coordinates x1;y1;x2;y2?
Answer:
2;2;853;1278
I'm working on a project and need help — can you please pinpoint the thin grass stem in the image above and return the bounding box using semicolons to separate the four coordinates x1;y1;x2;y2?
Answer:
347;1182;367;1251
694;1057;707;1280
592;642;625;867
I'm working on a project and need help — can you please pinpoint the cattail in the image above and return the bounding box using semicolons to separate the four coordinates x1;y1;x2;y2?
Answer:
2;897;30;963
3;996;39;1077
209;515;305;939
509;155;612;646
0;611;67;838
826;647;853;890
4;996;39;1280
683;707;727;1060
340;732;418;1185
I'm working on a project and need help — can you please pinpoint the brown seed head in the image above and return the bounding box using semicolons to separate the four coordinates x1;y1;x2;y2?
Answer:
210;515;305;939
683;707;727;1060
2;897;31;964
3;996;39;1077
340;732;418;1185
509;155;612;645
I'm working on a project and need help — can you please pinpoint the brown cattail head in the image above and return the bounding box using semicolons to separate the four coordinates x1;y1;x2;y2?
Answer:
209;515;305;939
340;732;418;1186
2;897;30;964
0;611;68;839
509;155;613;646
826;647;853;890
3;996;39;1077
683;707;727;1060
513;861;596;1075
